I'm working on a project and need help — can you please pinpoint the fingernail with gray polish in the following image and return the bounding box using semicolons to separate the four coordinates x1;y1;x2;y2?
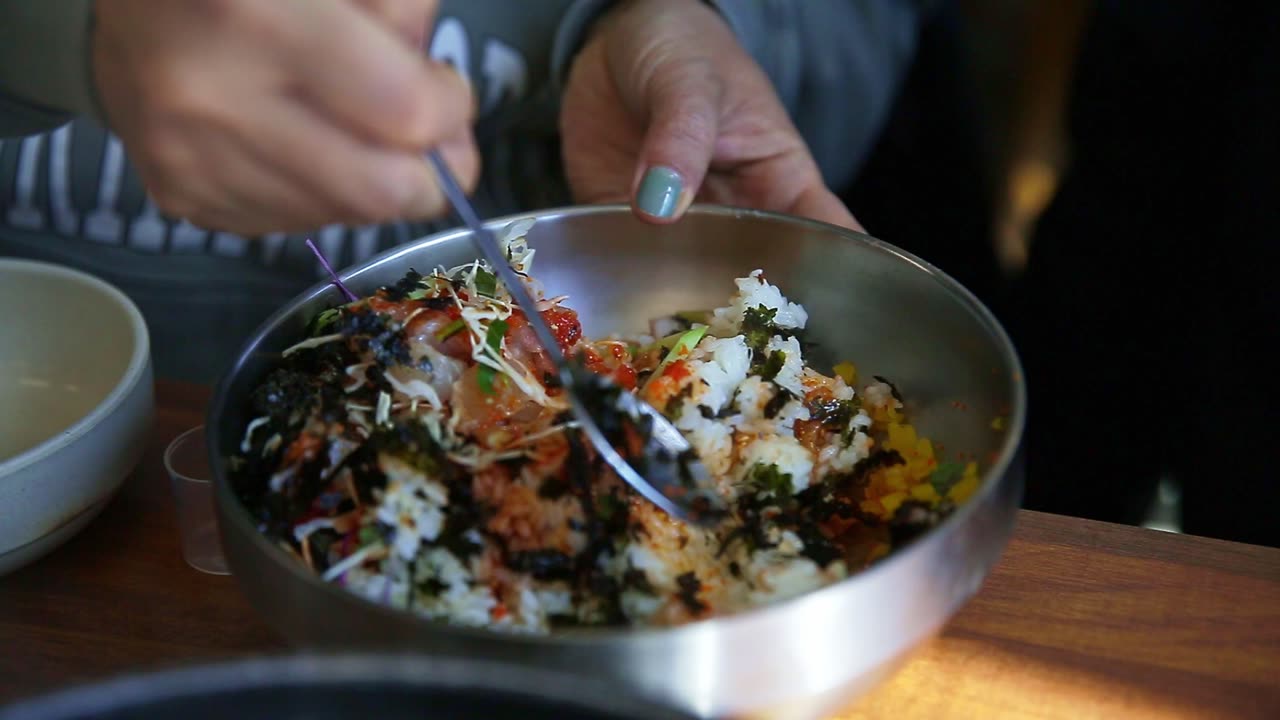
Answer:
636;166;682;218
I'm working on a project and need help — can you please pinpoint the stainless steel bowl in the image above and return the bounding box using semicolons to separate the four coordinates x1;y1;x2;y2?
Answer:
209;205;1026;720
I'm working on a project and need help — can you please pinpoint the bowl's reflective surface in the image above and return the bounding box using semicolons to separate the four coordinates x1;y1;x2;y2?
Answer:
209;205;1025;720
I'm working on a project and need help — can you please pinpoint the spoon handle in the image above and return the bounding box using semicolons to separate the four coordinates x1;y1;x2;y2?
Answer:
424;150;572;381
425;150;720;524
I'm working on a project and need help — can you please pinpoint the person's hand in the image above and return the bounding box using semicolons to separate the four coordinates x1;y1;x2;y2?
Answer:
93;0;478;235
561;0;862;230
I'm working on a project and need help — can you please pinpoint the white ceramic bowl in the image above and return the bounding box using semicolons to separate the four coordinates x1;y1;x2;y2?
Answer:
0;259;154;576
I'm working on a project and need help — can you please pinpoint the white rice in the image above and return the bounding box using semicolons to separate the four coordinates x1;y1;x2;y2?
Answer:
325;265;901;632
375;456;450;560
772;398;811;431
708;270;809;337
825;430;874;474
690;335;751;413
674;404;735;478
764;334;806;398
863;380;902;413
737;433;815;494
733;376;773;421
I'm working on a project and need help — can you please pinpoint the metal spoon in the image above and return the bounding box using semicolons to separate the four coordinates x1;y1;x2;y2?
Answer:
426;150;725;524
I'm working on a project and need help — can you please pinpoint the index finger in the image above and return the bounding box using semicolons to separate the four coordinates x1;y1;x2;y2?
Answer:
349;0;437;48
282;0;472;149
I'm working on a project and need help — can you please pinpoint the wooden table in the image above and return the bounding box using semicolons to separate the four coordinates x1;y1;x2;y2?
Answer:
2;381;1277;718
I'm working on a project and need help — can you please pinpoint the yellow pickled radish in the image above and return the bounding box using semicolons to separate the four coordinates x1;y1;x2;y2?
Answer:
833;361;857;385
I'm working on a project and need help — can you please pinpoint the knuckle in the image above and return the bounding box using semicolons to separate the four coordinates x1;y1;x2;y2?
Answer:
195;0;277;38
137;65;214;128
136;130;189;181
346;178;408;224
190;0;247;29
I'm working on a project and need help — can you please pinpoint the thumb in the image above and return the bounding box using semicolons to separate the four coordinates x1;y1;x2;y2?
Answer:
629;62;721;223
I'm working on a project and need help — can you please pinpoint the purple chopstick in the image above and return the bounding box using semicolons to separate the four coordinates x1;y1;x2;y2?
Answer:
305;238;358;303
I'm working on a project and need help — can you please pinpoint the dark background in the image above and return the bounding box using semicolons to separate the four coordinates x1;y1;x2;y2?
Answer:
839;0;1279;547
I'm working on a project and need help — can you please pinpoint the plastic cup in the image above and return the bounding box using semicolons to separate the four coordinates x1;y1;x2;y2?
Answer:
164;425;229;575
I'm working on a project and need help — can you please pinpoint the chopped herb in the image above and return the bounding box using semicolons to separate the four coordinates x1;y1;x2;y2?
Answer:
749;463;793;497
664;383;694;420
701;399;742;417
622;568;655;594
435;318;466;342
310;307;341;336
374;421;443;476
657;330;689;350
832;448;906;491
794;524;844;567
596;493;624;521
381;269;424;301
474;268;497;297
418;577;448;596
717;526;752;556
741;305;778;354
796;485;858;523
477;365;498;395
357;524;382;547
809;396;856;429
757;349;787;381
508;549;575;581
338;309;411;367
929;462;966;495
763;387;793;418
649;326;707;383
477;319;508;395
675;571;706;614
485;319;508;353
438;506;485;560
251;368;317;427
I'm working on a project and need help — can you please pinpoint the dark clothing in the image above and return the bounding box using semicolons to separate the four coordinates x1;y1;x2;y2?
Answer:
1019;1;1280;546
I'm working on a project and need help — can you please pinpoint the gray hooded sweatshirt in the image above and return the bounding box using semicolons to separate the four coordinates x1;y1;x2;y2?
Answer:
0;0;923;381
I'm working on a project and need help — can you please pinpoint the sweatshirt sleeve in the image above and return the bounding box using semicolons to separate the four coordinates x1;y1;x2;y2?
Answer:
549;0;927;191
0;0;102;138
708;0;926;188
